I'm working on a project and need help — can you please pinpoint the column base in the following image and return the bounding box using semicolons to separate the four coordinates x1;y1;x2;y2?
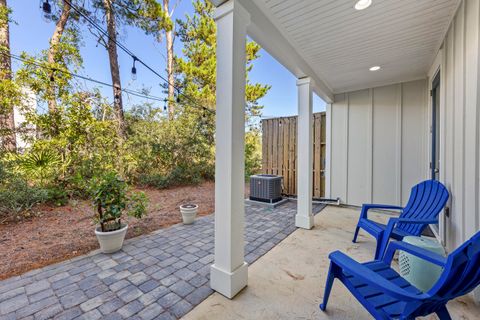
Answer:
295;214;314;229
210;262;248;299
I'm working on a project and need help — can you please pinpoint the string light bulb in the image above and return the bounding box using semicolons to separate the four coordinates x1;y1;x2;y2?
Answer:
163;99;167;111
131;57;137;81
174;88;181;103
41;0;52;22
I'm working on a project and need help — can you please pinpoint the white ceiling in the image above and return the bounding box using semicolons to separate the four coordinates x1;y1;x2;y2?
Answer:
253;0;460;93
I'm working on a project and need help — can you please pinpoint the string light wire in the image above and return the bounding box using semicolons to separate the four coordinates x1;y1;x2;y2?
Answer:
62;0;214;115
2;50;171;104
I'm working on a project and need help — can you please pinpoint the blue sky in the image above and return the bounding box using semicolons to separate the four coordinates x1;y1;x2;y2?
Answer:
9;0;325;117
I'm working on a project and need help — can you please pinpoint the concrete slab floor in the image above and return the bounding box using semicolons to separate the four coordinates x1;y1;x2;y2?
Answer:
183;205;480;320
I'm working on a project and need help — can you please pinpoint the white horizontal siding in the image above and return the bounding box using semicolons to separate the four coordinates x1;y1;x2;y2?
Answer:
330;79;428;207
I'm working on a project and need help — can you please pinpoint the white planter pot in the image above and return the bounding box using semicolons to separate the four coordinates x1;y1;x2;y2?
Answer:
180;204;198;225
95;224;128;253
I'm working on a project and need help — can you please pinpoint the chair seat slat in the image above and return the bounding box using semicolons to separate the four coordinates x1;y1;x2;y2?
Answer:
320;231;480;319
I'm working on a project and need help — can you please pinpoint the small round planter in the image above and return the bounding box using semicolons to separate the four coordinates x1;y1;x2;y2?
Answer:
180;204;198;225
95;224;128;253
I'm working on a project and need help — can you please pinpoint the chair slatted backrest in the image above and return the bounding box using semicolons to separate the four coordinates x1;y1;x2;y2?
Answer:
428;231;480;300
396;180;449;235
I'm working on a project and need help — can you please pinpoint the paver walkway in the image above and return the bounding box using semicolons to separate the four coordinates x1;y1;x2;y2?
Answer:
0;201;324;320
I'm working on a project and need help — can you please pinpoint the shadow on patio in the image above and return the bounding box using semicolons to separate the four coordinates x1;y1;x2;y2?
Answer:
183;206;480;320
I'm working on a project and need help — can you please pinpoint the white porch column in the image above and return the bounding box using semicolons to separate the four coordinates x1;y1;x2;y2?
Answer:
210;0;249;299
295;77;314;229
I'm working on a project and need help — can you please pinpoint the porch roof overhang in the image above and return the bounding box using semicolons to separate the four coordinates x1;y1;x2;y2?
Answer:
211;0;461;102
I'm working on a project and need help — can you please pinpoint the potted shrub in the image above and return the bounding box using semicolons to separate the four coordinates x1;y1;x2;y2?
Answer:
180;204;198;224
89;172;148;253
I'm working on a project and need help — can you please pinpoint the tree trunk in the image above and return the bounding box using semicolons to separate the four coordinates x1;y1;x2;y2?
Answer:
0;0;16;151
103;0;126;139
47;0;71;113
163;0;175;119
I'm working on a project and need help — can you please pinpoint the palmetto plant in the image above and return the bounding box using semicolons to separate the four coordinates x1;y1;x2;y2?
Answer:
15;149;61;185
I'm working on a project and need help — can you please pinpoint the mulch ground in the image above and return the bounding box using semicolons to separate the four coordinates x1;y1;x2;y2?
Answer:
0;181;220;281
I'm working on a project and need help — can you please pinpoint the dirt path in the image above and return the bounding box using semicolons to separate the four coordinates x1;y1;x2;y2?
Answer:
0;181;217;280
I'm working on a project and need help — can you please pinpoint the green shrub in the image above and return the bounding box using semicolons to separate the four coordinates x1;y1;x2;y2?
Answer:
245;129;262;178
137;173;170;189
0;178;50;220
167;165;203;186
89;172;148;232
46;187;69;207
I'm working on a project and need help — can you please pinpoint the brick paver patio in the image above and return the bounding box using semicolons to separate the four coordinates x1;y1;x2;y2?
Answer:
0;201;324;320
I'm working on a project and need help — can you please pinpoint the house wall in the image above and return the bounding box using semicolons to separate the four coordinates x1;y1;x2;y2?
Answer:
330;79;428;207
438;0;480;252
329;0;480;253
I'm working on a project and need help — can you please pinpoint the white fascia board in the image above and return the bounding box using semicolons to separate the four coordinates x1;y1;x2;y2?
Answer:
242;0;333;103
243;0;333;103
210;0;228;6
211;0;333;103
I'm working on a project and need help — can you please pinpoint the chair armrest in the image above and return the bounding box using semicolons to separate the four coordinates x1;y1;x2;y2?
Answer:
360;204;403;219
383;241;447;267
396;218;439;224
377;217;440;259
329;251;430;301
383;217;439;240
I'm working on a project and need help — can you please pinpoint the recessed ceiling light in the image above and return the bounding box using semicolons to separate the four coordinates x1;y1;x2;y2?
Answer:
369;66;381;71
355;0;372;10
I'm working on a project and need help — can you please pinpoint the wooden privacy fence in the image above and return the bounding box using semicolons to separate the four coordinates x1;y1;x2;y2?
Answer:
261;112;326;197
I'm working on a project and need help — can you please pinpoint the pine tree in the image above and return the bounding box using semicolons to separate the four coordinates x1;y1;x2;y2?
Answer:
47;0;71;113
120;0;173;118
176;0;270;176
102;0;126;139
176;0;270;125
0;0;17;151
163;0;175;119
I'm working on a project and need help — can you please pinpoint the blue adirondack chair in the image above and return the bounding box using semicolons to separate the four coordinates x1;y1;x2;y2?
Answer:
320;230;480;319
353;180;449;259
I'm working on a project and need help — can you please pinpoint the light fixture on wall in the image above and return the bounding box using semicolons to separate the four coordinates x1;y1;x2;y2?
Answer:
355;0;372;10
369;66;381;71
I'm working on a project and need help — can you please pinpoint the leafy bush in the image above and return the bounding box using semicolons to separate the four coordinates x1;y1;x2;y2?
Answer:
0;0;270;217
137;173;170;189
0;158;68;220
45;187;69;207
245;129;262;178
89;172;148;232
127;104;214;188
0;178;50;221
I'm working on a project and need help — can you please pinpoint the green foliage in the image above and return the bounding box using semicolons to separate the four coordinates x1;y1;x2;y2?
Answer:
16;27;83;111
245;129;262;178
122;0;172;35
127;104;213;187
0;0;271;218
0;159;66;220
0;177;50;220
0;78;21;122
89;172;148;232
12;149;61;186
176;0;270;128
175;0;270;180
